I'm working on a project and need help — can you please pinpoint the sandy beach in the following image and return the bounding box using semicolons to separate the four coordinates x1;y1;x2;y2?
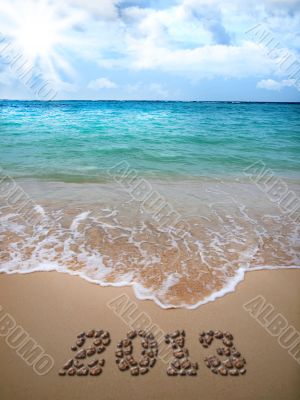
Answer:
0;269;299;400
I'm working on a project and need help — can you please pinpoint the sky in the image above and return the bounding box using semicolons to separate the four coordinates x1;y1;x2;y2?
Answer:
0;0;300;101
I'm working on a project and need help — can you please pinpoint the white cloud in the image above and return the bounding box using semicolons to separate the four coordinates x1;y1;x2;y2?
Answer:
256;79;298;91
87;77;118;90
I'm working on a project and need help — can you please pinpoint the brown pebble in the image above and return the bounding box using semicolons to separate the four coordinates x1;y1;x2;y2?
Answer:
223;359;233;369
211;358;221;368
240;368;247;375
127;330;137;339
99;359;105;367
67;368;76;376
140;367;149;375
223;338;233;347
88;359;98;368
207;330;214;336
229;368;239;376
124;346;132;355
63;359;73;370
101;331;110;339
167;367;178;376
71;346;77;352
179;370;186;376
233;359;244;369
170;330;180;339
138;330;146;337
86;347;96;357
86;330;95;338
115;350;123;358
77;367;89;376
181;359;191;369
139;357;150;367
224;332;233;340
218;366;228;376
191;362;198;370
118;359;129;371
75;349;86;359
77;332;85;338
224;348;231;356
187;369;197;376
211;368;218;374
174;350;184;359
215;331;224;339
149;358;156;368
76;338;85;347
90;366;102;376
93;339;102;347
217;348;224;356
74;360;84;369
102;337;111;346
58;369;66;376
97;345;105;354
130;367;139;376
94;330;103;338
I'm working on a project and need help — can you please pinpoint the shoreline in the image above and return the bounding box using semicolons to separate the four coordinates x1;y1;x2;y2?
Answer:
0;268;299;400
1;264;300;310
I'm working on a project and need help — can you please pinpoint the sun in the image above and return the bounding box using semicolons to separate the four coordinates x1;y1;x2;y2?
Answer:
0;0;84;81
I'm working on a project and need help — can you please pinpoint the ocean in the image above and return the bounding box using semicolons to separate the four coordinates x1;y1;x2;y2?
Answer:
0;101;299;308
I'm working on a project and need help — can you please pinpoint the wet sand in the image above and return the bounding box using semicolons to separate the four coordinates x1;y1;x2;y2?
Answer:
0;269;300;400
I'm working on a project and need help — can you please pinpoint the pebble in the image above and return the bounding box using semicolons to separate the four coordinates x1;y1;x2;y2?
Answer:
130;367;139;376
118;359;129;371
140;367;149;375
115;350;123;358
218;366;228;376
124;346;132;355
171;360;181;369
94;330;103;338
217;348;224;356
93;339;102;347
174;350;184;359
239;368;247;375
71;346;77;352
211;368;218;374
138;330;146;337
149;359;156;368
88;359;98;368
207;330;214;336
87;347;96;357
224;348;231;356
211;358;221;368
75;349;86;359
58;369;66;376
187;369;197;376
181;360;191;369
215;331;224;339
97;345;105;354
77;332;85;338
179;370;186;376
101;331;110;339
170;330;180;339
191;362;198;370
167;367;178;376
224;332;233;340
77;367;89;376
86;330;95;338
139;357;150;367
74;360;84;369
223;359;233;369
63;359;73;370
90;366;102;376
229;368;239;376
99;359;105;367
102;338;111;346
233;359;244;369
223;338;233;347
67;368;76;376
127;330;137;339
76;338;85;347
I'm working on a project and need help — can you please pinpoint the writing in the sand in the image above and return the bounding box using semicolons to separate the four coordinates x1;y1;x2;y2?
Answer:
59;329;247;377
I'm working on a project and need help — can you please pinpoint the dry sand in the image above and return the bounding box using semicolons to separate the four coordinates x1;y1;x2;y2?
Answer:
0;269;299;400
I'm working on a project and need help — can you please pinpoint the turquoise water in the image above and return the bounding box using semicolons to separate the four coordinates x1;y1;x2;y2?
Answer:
0;101;300;181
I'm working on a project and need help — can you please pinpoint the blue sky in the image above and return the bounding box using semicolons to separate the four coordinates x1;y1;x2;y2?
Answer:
0;0;300;101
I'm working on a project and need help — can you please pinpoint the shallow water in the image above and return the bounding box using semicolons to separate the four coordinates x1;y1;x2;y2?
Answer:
0;101;299;307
